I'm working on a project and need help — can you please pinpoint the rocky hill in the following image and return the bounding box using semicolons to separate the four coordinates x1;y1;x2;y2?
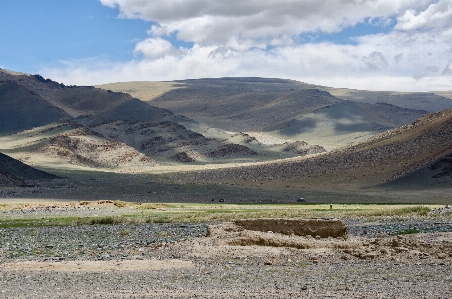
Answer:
0;69;324;172
97;77;448;147
0;81;70;136
0;152;56;186
164;108;452;190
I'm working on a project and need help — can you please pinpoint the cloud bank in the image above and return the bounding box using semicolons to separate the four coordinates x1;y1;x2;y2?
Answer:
42;0;452;91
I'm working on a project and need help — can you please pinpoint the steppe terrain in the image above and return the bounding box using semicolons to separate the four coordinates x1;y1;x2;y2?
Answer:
1;201;452;298
2;69;452;298
2;68;452;202
98;78;451;147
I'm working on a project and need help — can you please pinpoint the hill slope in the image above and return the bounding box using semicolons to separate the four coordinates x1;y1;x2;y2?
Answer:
0;81;71;136
0;152;56;186
0;69;178;123
2;70;321;170
97;77;443;147
164;108;452;190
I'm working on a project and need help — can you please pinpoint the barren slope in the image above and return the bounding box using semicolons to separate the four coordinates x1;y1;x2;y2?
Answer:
0;152;56;186
0;69;178;123
164;109;452;190
97;77;439;148
0;82;70;136
2;70;312;169
83;117;261;163
327;88;452;112
0;122;157;172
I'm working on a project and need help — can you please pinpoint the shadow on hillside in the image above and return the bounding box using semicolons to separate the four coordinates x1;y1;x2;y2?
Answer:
380;154;452;190
274;118;318;136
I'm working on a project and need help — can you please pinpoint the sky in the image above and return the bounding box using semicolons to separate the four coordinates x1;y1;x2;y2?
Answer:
1;0;452;91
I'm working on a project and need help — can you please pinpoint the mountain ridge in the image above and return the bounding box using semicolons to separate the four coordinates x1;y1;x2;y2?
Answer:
0;69;324;172
97;77;447;147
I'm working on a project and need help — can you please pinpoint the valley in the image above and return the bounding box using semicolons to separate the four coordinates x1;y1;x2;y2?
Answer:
1;68;452;299
0;68;452;203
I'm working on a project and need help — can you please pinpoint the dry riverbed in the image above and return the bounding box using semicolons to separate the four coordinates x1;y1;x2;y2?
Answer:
1;204;452;298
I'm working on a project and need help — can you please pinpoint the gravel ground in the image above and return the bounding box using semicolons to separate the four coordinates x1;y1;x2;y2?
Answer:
1;217;452;298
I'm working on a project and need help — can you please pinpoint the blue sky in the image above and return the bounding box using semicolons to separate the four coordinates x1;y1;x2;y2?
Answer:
1;0;452;91
0;0;150;72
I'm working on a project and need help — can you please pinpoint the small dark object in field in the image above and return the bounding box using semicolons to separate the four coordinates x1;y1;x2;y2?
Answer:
394;229;420;235
219;199;225;202
297;198;306;203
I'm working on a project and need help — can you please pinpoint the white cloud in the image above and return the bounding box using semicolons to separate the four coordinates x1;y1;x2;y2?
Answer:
442;63;452;75
100;0;423;47
396;0;452;31
41;0;452;92
133;37;182;58
42;30;452;92
394;53;404;63
414;66;440;80
362;51;388;71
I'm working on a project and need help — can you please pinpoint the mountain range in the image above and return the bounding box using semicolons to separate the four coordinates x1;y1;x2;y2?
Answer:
99;77;451;147
1;68;452;201
1;69;314;174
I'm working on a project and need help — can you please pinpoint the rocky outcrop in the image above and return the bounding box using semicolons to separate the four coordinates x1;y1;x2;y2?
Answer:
172;152;195;163
282;141;326;155
208;144;257;158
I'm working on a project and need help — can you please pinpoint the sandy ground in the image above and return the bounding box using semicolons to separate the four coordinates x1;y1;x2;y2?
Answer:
2;259;193;272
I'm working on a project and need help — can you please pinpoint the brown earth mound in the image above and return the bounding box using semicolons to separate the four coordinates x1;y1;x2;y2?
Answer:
204;221;452;261
233;218;347;238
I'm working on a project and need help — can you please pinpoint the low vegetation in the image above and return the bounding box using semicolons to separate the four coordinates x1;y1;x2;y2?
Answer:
393;228;421;235
0;201;447;228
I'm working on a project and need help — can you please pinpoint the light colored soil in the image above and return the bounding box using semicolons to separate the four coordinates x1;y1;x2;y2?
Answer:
95;81;185;102
2;259;193;272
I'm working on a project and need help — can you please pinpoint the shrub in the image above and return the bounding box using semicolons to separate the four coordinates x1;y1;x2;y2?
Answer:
394;229;420;235
119;229;131;236
90;216;123;225
113;200;130;208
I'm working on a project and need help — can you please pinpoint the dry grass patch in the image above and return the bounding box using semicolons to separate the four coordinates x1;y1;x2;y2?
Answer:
0;201;447;228
136;203;168;210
